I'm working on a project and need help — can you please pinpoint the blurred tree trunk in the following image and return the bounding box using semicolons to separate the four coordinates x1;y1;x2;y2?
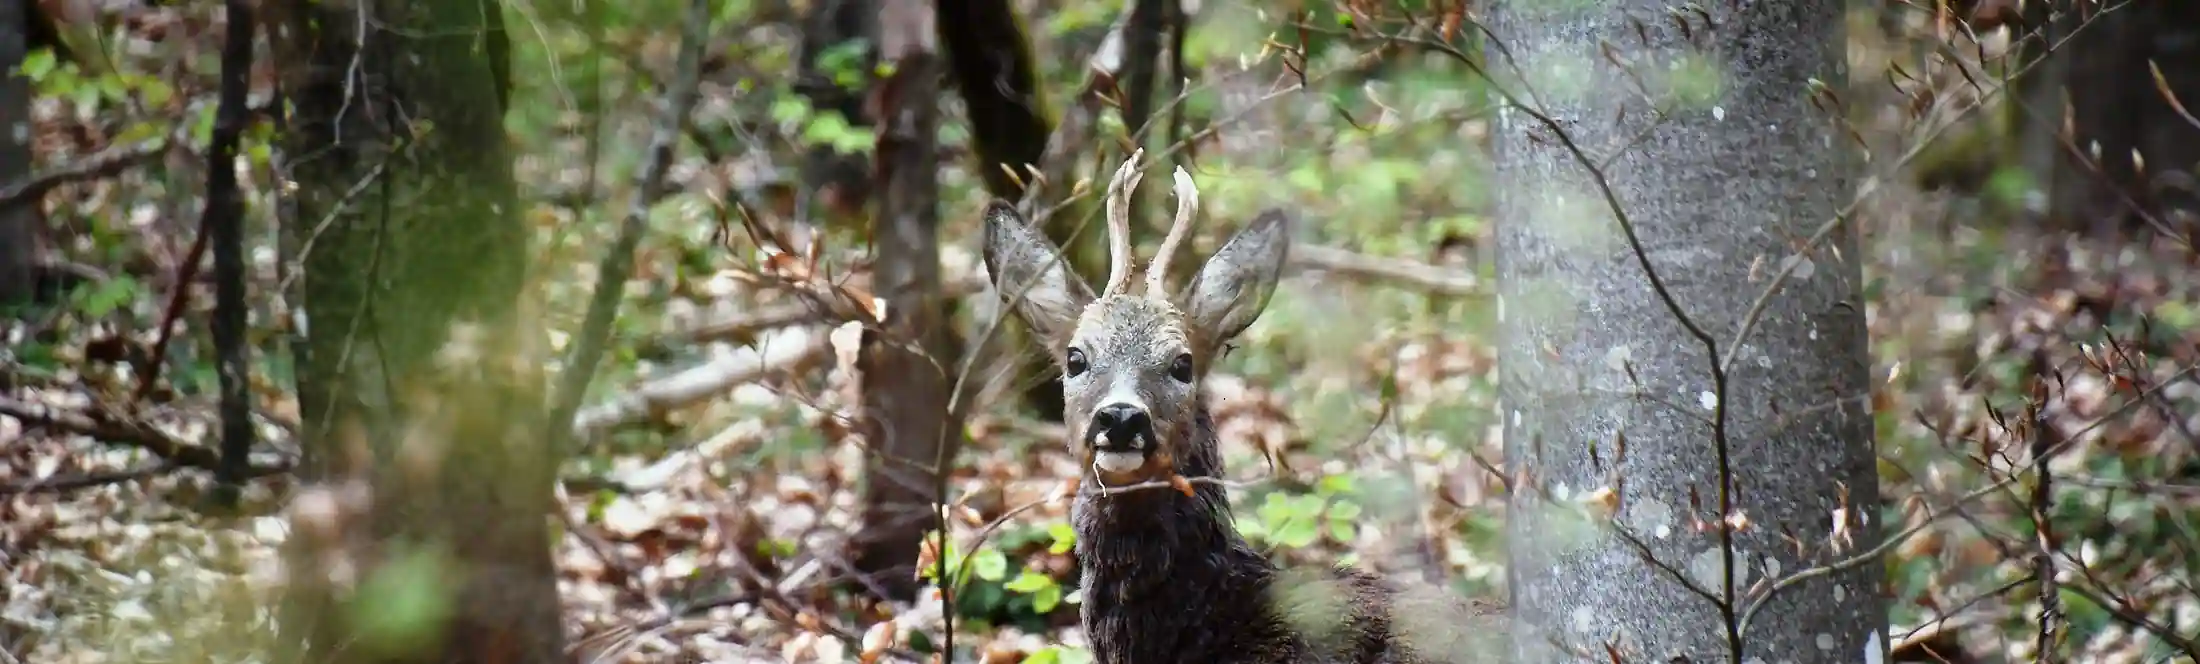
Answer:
939;0;1048;202
1;0;35;309
796;0;876;221
2018;0;2200;241
853;0;965;602
935;0;1092;422
1491;0;1888;661
269;0;564;661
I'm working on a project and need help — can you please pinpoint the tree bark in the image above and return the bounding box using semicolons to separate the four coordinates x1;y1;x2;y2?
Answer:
1490;1;1888;661
2018;0;2200;240
271;0;563;660
0;0;36;309
935;0;1088;423
852;0;965;602
938;0;1049;202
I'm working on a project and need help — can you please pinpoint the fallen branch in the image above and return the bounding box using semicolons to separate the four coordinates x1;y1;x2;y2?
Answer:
1290;243;1481;295
0;395;293;489
0;139;170;206
570;326;835;439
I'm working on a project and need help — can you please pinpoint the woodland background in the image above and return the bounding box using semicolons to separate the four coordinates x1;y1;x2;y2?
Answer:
1;0;2198;662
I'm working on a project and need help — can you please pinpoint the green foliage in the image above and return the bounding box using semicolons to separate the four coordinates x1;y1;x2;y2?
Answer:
68;276;144;320
768;96;877;155
21;47;174;117
907;518;1082;637
348;546;457;659
1239;475;1366;550
1024;644;1097;664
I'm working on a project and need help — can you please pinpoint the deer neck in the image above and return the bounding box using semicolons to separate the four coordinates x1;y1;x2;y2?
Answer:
1071;405;1267;596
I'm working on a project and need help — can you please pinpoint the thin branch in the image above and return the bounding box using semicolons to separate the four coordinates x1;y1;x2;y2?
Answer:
547;0;715;453
0;140;169;206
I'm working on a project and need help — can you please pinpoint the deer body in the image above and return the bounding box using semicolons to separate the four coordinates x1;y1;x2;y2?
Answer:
982;152;1501;664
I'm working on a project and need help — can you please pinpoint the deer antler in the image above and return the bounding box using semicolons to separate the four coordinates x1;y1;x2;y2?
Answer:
1101;148;1146;298
1144;165;1199;296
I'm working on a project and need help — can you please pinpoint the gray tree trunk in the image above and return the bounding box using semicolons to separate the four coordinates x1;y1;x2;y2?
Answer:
1489;1;1888;662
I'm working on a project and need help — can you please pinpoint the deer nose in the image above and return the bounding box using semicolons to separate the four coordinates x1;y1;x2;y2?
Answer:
1090;403;1153;450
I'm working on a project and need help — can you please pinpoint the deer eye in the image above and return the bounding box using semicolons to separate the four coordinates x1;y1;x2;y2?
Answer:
1065;347;1090;378
1169;353;1194;383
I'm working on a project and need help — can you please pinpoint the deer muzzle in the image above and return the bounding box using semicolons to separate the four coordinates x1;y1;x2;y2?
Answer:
1087;402;1154;474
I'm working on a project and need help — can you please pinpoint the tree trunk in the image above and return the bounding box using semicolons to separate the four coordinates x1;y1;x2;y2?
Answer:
935;0;1088;423
0;0;35;309
2019;0;2200;240
270;0;564;660
852;0;965;602
1489;1;1888;661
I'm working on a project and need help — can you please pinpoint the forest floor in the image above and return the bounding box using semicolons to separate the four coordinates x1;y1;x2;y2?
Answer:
6;3;2200;664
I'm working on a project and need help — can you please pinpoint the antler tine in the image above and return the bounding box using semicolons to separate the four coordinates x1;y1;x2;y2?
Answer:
1101;148;1145;297
1144;165;1199;296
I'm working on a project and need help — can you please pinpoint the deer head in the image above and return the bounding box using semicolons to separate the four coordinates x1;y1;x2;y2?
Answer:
982;149;1291;487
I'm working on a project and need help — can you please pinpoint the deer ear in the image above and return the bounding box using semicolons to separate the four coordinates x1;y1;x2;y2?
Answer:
982;200;1095;341
1181;209;1290;349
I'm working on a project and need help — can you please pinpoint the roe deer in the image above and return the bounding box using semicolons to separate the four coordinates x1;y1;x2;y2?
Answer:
981;150;1506;664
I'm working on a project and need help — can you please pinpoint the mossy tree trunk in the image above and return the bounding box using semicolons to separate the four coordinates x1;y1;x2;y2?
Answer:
270;0;563;660
2016;0;2200;241
936;0;1092;422
1491;0;1888;661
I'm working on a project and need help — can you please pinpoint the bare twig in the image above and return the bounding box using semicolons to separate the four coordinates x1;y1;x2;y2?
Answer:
2027;350;2063;663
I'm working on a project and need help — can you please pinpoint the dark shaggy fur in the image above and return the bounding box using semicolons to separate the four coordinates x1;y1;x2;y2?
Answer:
1072;409;1506;664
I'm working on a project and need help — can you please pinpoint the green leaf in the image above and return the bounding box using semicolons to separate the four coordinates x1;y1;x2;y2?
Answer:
1328;500;1363;521
76;276;141;318
139;77;175;107
1026;648;1061;664
800;112;853;146
971;548;1009;582
830;130;876;156
73;84;101;113
1257;492;1293;524
1047;522;1076;554
1239;515;1269;541
1033;583;1063;613
769;96;811;125
1328;517;1358;543
1004;570;1052;593
21;49;57;80
1276;518;1320;549
1290;494;1326;517
350;548;455;659
99;74;129;103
